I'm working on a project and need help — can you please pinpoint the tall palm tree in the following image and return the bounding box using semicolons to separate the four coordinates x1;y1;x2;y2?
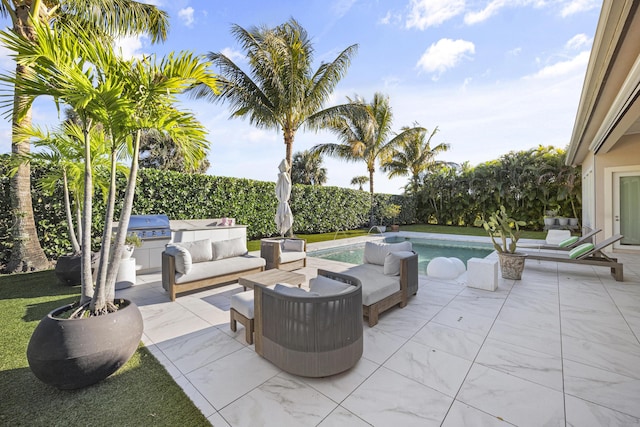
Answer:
350;175;369;191
310;93;423;226
199;18;357;168
291;150;327;185
1;0;169;273
139;129;210;174
383;126;451;194
1;19;217;314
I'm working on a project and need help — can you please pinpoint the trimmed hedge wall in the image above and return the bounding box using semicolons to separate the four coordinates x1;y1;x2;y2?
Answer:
0;156;413;265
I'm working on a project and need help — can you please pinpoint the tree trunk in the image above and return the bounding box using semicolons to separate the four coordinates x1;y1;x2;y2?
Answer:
62;171;80;254
284;128;294;171
369;169;375;227
80;120;94;305
6;7;50;273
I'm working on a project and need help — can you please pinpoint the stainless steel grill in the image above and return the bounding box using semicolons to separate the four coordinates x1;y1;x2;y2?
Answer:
127;214;171;240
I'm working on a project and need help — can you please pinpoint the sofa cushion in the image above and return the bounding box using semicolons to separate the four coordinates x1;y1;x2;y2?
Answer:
212;237;248;260
165;245;193;274
175;238;212;263
310;275;353;296
280;250;306;264
283;239;305;252
175;255;265;284
344;263;400;306
363;241;412;266
383;251;415;276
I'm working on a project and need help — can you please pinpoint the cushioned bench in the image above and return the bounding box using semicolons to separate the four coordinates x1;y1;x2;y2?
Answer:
162;237;265;301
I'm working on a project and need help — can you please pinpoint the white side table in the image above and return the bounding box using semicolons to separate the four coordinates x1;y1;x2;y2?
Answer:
467;257;498;291
116;257;137;290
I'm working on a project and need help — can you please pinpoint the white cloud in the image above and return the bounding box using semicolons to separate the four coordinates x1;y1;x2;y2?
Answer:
464;0;508;25
508;47;523;56
416;38;475;78
178;7;195;27
114;36;146;59
560;0;599;17
332;0;357;17
528;50;590;79
565;33;592;50
221;47;245;63
406;0;465;30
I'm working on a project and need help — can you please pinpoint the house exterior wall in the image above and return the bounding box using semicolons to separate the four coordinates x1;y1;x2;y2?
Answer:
586;134;640;247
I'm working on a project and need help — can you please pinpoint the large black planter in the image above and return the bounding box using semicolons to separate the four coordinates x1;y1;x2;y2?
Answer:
54;252;99;286
27;299;143;390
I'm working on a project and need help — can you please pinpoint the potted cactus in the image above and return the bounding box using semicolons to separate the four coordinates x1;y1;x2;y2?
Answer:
476;206;527;280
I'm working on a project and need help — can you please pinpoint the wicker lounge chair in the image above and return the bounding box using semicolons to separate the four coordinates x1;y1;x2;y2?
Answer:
253;270;363;377
522;234;624;281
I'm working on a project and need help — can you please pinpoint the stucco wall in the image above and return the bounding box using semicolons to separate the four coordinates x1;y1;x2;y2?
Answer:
589;134;640;248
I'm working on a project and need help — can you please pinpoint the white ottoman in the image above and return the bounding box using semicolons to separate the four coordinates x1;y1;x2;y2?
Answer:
467;257;498;291
230;290;255;344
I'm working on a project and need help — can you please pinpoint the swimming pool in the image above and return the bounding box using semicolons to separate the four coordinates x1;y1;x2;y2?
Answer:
309;236;494;271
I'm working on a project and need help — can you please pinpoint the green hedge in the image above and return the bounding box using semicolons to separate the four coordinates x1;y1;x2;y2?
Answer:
0;156;411;265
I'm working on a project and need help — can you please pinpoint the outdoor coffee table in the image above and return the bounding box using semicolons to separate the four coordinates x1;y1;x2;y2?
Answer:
238;269;305;291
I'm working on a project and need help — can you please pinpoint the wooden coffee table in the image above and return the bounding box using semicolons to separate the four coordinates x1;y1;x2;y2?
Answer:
239;269;306;291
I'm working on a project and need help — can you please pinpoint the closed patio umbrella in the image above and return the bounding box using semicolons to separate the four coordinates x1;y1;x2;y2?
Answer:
275;159;293;236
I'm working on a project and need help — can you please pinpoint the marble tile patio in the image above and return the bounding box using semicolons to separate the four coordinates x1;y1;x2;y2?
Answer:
118;234;640;426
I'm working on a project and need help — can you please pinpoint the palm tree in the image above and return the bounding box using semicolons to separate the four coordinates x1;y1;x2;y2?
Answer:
382;126;452;194
139;130;210;174
350;176;369;191
1;19;217;314
310;93;423;226
291;150;327;185
199;18;357;169
0;0;169;273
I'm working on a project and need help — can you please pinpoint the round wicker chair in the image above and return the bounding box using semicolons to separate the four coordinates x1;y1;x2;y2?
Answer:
253;270;363;377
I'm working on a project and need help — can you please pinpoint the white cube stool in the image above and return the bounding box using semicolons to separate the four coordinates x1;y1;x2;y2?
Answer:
467;257;498;291
230;290;255;344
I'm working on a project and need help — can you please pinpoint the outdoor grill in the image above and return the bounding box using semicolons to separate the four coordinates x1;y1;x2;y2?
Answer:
127;214;171;240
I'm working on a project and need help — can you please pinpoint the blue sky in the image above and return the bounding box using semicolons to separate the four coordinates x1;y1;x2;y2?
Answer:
0;0;601;194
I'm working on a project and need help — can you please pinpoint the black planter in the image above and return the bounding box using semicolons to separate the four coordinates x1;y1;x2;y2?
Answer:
26;299;143;390
54;253;99;286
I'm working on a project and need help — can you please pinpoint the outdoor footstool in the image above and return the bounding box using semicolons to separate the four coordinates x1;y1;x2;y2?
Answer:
230;290;255;344
467;257;498;291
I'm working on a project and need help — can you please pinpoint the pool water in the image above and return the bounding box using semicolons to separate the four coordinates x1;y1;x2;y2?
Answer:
309;237;494;272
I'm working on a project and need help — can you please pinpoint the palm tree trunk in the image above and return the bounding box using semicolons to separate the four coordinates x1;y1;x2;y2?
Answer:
284;128;294;169
62;171;81;254
369;169;375;227
105;130;142;303
80;120;94;304
6;7;49;273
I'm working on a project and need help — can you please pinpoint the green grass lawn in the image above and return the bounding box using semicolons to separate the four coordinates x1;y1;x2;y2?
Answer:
0;271;209;427
247;224;546;251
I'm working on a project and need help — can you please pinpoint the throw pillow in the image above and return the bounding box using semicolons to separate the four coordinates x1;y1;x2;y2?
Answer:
211;237;248;260
310;275;353;296
175;238;212;263
283;239;305;252
165;244;193;274
383;250;415;276
568;243;594;259
558;236;580;248
363;241;412;265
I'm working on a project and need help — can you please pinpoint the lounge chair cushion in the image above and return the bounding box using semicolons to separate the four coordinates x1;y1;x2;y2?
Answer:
344;263;400;306
283;239;305;252
383;251;415;276
212;237;248;260
363;241;412;266
569;243;594;259
165;244;193;274
280;250;306;264
558;236;579;248
310;275;353;296
274;283;319;297
175;238;212;263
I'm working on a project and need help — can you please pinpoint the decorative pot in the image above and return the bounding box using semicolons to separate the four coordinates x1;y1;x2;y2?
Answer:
568;218;579;226
121;245;135;260
390;225;400;232
54;252;99;286
27;299;143;390
557;217;569;226
543;217;556;226
497;252;527;280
